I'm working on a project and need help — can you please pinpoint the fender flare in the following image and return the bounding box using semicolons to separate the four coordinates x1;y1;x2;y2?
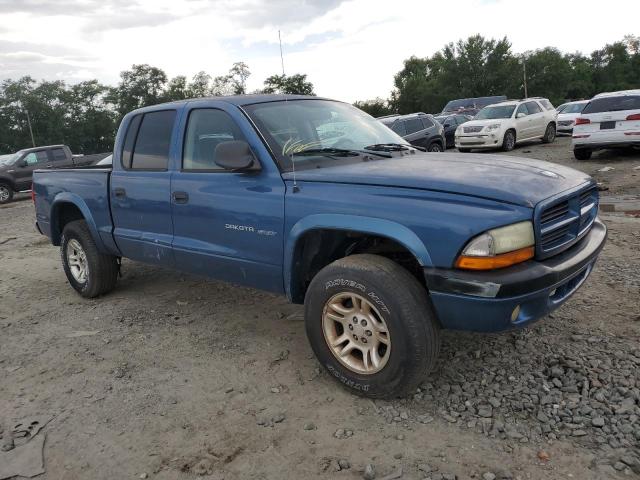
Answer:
50;192;106;251
0;175;16;190
284;214;432;300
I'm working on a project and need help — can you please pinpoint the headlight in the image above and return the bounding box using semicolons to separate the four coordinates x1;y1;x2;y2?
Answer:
455;221;535;270
485;123;501;132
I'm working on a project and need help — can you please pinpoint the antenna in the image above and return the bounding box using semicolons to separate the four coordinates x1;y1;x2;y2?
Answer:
279;30;299;192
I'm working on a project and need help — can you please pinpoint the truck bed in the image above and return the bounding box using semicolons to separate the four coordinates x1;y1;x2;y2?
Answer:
33;168;117;254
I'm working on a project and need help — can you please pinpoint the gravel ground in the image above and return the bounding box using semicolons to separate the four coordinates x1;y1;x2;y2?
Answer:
1;136;639;479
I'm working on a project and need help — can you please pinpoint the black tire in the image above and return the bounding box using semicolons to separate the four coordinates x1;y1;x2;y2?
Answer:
427;142;443;152
60;220;119;298
574;149;592;161
457;148;471;153
304;254;440;399
0;183;13;204
502;130;516;151
542;123;556;144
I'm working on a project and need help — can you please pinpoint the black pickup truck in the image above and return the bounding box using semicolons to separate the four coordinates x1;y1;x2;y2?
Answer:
0;145;97;204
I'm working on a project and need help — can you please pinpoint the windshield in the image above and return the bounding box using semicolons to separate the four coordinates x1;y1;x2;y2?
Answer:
561;103;587;114
443;99;474;111
244;100;408;172
0;154;18;166
475;105;516;120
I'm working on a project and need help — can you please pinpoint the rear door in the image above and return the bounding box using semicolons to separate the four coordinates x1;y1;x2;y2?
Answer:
580;95;640;143
403;118;427;146
110;109;179;267
524;101;546;137
169;103;285;292
47;147;74;168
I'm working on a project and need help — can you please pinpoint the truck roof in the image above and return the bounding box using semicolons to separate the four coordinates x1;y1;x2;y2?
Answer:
130;94;332;114
17;144;68;154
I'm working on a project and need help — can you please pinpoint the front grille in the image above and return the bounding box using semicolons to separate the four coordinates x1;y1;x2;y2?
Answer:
535;185;598;259
463;126;483;134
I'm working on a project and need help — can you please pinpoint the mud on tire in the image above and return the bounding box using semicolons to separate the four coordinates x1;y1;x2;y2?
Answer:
304;254;440;398
60;220;119;298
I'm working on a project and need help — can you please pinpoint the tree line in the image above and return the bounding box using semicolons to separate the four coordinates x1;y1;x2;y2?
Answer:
354;34;640;117
0;63;314;155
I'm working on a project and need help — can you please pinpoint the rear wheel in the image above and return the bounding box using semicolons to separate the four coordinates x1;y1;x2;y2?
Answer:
502;130;516;151
61;220;119;298
0;183;13;204
574;149;592;161
304;254;440;398
542;123;556;143
428;142;443;152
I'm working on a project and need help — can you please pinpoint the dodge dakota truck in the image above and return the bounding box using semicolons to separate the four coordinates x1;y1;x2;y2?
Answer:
33;95;607;398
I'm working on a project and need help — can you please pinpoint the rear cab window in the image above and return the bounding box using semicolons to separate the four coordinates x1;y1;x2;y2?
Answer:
121;110;176;170
49;148;67;162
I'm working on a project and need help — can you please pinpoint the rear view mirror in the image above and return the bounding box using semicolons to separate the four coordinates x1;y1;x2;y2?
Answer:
214;141;259;171
516;112;527;119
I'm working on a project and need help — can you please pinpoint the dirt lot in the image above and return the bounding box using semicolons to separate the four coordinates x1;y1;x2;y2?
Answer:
1;137;639;480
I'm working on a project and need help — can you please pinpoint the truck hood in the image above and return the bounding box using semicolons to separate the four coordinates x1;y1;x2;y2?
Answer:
282;153;592;207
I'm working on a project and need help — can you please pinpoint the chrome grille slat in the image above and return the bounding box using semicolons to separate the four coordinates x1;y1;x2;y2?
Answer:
536;185;599;259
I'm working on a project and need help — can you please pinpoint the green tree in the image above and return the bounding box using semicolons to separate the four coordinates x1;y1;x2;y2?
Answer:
353;98;394;117
110;64;168;117
262;73;315;95
164;76;189;101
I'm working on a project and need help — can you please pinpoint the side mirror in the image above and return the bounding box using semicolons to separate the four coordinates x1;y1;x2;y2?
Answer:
18;159;28;168
516;112;527;119
214;141;259;171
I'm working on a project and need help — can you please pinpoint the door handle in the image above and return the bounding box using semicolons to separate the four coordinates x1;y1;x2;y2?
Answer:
172;191;189;204
114;187;126;198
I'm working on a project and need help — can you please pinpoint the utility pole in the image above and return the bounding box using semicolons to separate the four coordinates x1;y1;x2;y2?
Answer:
522;58;528;99
25;107;35;147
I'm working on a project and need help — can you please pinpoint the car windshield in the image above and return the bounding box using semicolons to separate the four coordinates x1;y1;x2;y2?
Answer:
244;100;409;172
0;154;18;166
561;103;587;114
434;116;447;124
475;105;516;120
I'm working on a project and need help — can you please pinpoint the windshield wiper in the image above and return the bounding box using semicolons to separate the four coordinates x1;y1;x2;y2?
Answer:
293;147;392;158
364;143;425;152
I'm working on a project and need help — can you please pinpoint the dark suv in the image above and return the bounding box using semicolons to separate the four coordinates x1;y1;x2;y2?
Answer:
378;113;445;152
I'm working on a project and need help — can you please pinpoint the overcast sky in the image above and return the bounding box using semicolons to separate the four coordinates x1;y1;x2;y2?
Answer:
0;0;637;102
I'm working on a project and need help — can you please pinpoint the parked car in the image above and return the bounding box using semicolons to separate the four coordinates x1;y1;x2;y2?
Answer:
455;98;558;152
0;145;93;204
378;112;445;152
33;95;606;398
434;114;473;148
440;96;507;116
556;101;588;134
572;90;640;160
96;154;112;166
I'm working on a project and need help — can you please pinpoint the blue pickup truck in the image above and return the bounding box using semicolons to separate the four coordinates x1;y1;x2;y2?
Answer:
33;95;607;398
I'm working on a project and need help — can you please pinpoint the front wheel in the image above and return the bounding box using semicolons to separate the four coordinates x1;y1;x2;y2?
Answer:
502;130;516;151
0;183;13;204
304;254;440;398
542;123;556;143
61;220;119;298
574;148;592;161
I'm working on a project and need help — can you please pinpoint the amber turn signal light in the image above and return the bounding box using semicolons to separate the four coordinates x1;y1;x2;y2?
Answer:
455;246;535;270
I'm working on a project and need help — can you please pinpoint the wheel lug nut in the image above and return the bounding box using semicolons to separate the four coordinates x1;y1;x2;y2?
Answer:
365;330;372;336
352;317;358;323
348;324;354;330
362;338;367;344
361;319;367;327
353;334;358;340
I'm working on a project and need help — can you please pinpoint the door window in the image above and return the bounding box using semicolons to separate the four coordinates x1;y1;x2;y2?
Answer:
404;118;424;135
390;121;406;136
127;110;176;170
183;109;248;171
23;153;38;165
50;148;67;162
515;104;529;117
421;117;435;129
525;101;542;114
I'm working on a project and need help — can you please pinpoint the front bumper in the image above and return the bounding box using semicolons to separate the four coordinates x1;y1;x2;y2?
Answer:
424;218;607;332
455;132;502;149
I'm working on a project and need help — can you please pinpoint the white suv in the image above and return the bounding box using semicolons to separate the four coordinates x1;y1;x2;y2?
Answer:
572;90;640;160
455;98;557;152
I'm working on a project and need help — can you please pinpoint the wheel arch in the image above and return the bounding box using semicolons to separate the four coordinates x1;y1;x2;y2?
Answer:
285;214;432;303
50;193;106;251
0;175;16;191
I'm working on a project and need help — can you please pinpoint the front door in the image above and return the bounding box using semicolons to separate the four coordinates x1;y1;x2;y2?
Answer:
110;109;178;267
14;150;48;191
524;101;546;137
170;105;285;293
